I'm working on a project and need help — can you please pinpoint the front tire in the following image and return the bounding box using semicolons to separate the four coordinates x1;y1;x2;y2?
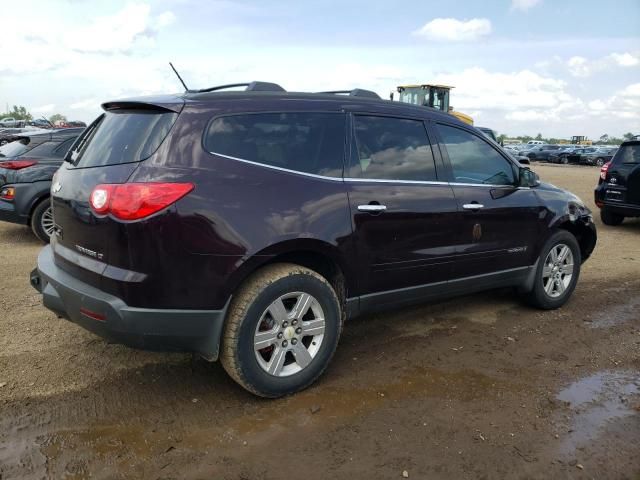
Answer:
30;198;54;243
523;231;581;310
221;263;342;398
600;208;624;226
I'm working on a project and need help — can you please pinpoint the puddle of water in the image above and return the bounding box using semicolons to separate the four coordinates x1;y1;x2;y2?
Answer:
587;296;640;328
556;371;640;455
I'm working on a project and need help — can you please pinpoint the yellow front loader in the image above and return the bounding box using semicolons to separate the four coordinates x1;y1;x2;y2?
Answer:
393;84;474;125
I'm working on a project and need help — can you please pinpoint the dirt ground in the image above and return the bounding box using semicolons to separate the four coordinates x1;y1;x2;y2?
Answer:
1;164;639;480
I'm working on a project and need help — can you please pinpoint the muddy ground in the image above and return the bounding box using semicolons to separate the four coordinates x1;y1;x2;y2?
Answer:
1;164;639;480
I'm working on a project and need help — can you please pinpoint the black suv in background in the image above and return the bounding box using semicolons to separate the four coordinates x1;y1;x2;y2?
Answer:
0;129;82;241
31;83;596;397
595;140;640;225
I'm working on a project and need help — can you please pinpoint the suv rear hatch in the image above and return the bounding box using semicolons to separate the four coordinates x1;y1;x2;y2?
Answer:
604;142;640;205
51;99;183;288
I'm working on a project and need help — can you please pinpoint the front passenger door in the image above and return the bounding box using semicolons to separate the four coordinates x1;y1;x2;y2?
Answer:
434;123;543;280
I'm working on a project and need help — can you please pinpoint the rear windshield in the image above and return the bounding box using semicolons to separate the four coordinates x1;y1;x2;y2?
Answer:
70;110;178;167
612;145;640;164
0;139;29;158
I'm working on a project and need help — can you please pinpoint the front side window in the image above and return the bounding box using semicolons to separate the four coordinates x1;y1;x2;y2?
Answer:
349;115;437;181
204;112;345;178
436;124;515;186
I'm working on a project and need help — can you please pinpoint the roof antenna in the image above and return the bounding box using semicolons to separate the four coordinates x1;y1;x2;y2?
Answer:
169;62;190;92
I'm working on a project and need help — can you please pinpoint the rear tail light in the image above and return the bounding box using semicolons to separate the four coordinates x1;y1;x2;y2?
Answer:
0;187;15;200
599;161;611;180
0;159;38;170
89;182;194;220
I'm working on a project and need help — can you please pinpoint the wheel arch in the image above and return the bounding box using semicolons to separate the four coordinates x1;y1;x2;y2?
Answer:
552;216;597;263
225;239;355;315
28;192;51;221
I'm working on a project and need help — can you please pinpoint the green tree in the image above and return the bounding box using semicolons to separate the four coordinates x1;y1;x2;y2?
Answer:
48;113;67;125
623;132;636;141
0;105;32;121
599;134;609;143
535;133;543;140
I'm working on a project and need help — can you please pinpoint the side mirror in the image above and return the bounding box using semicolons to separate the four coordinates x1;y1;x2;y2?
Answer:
519;167;540;187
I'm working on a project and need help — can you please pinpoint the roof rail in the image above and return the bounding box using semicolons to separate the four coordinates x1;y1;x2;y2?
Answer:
320;89;381;99
194;81;286;93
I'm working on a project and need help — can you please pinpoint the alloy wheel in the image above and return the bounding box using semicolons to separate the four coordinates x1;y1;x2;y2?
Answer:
40;206;55;238
541;243;574;298
254;292;325;377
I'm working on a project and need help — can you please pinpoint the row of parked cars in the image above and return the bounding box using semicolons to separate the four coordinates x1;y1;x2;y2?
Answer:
504;143;619;167
0;83;637;397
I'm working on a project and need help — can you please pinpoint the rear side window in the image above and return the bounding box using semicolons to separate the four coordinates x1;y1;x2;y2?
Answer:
612;145;640;164
204;113;345;178
70;110;178;167
437;124;515;186
349;115;437;181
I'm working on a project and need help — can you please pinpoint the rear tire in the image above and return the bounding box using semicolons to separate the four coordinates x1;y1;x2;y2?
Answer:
221;263;342;398
561;156;568;165
522;230;581;310
595;157;605;167
600;208;624;226
30;198;54;243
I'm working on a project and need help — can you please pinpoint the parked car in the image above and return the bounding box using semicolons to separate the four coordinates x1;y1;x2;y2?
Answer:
565;147;600;165
0;127;49;146
30;83;597;397
582;148;618;167
0;129;82;241
526;140;544;145
477;127;500;144
548;146;584;164
525;144;563;162
0;117;18;128
594;140;640;225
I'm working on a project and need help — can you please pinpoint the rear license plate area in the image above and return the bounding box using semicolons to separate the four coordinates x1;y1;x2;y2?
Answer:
605;189;623;201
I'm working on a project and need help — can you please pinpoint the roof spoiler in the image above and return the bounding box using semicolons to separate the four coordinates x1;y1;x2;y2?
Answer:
320;89;381;99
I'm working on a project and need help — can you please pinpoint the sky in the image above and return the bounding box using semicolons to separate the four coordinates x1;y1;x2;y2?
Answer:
0;0;639;138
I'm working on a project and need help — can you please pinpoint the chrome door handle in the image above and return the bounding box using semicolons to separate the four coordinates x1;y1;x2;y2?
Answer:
462;203;484;210
358;204;387;212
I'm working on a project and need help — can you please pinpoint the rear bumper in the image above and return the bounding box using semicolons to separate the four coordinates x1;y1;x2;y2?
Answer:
32;245;229;360
594;185;640;216
0;199;27;224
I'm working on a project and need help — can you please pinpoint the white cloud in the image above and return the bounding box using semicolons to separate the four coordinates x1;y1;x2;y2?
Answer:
431;68;569;111
511;0;542;12
608;52;639;67
588;100;607;111
413;18;491;42
566;52;639;77
619;83;640;99
567;56;592;77
65;3;175;53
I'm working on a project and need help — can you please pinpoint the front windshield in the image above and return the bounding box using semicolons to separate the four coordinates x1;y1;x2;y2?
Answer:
0;139;29;158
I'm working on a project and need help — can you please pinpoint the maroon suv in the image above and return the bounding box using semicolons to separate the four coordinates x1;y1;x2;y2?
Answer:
31;82;597;397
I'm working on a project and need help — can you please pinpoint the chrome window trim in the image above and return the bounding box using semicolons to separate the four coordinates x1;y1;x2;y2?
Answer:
207;151;345;181
207;151;532;190
344;177;448;185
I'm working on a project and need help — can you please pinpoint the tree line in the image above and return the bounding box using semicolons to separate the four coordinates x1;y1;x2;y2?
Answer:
0;105;67;124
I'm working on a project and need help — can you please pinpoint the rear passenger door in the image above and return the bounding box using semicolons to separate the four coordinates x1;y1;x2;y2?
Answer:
433;123;543;280
345;114;458;309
